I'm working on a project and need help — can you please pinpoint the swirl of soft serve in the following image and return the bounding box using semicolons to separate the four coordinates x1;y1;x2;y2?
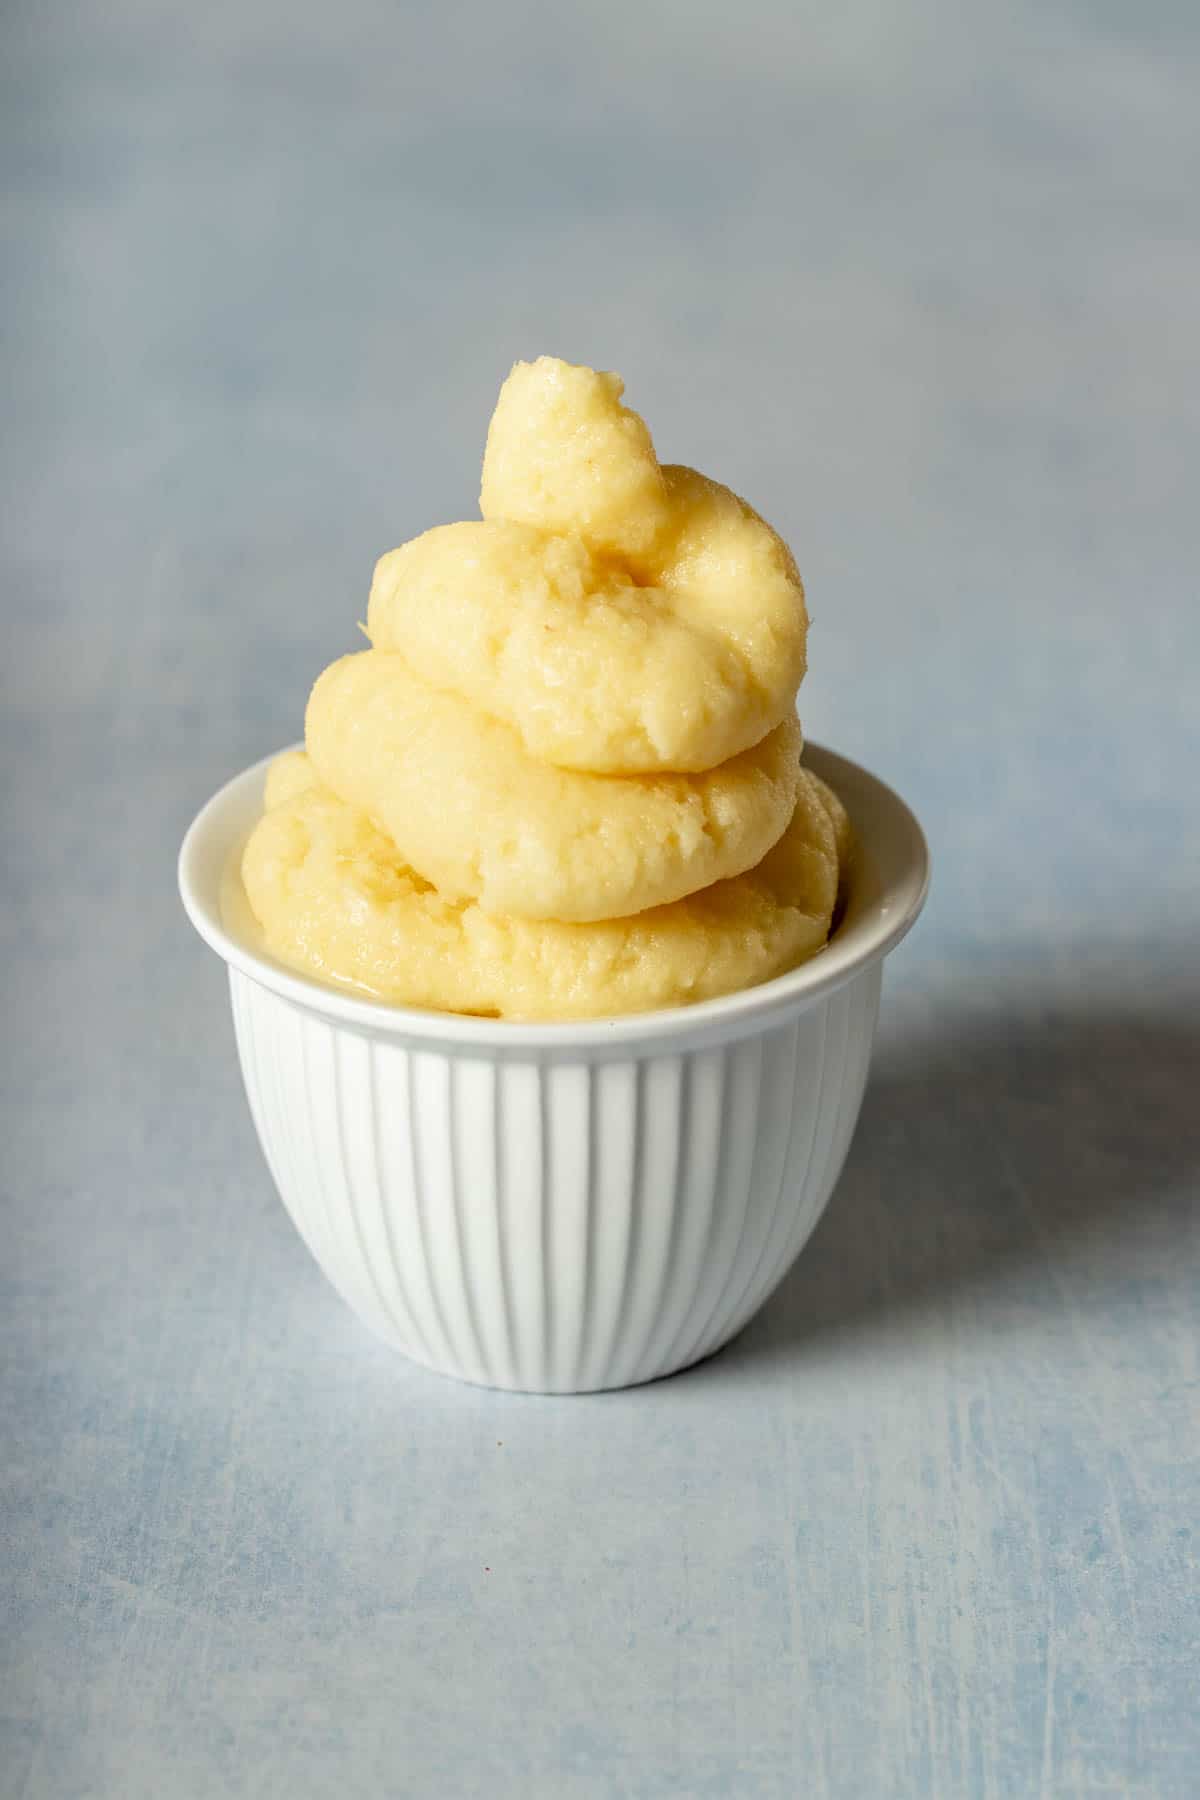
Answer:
242;357;849;1019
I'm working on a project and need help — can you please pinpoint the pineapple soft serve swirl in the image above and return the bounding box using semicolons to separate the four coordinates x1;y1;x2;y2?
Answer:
240;358;848;1019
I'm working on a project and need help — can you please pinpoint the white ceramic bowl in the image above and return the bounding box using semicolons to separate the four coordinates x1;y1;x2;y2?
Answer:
179;743;928;1393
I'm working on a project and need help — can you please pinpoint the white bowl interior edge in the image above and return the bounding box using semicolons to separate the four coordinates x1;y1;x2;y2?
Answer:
179;742;930;1055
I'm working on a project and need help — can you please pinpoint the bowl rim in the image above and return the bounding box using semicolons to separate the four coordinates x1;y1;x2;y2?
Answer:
179;740;930;1054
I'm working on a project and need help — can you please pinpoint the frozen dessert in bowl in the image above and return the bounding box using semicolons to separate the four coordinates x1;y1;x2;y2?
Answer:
179;358;928;1391
243;357;847;1018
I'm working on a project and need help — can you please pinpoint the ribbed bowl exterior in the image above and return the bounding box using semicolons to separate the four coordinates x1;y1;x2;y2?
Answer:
229;961;883;1393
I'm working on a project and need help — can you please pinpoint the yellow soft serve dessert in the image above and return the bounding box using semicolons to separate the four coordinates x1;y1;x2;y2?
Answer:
240;356;850;1019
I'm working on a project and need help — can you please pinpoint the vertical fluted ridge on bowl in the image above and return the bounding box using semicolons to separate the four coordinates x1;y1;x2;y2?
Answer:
665;1030;771;1372
229;962;884;1393
366;1038;433;1364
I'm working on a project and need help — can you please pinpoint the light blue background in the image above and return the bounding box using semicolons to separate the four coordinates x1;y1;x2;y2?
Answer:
3;3;1198;1795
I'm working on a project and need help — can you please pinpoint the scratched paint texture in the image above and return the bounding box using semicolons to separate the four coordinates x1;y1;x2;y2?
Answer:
2;2;1198;1795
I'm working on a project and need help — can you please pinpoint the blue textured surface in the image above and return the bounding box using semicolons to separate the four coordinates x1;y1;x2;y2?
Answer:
3;3;1198;1795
